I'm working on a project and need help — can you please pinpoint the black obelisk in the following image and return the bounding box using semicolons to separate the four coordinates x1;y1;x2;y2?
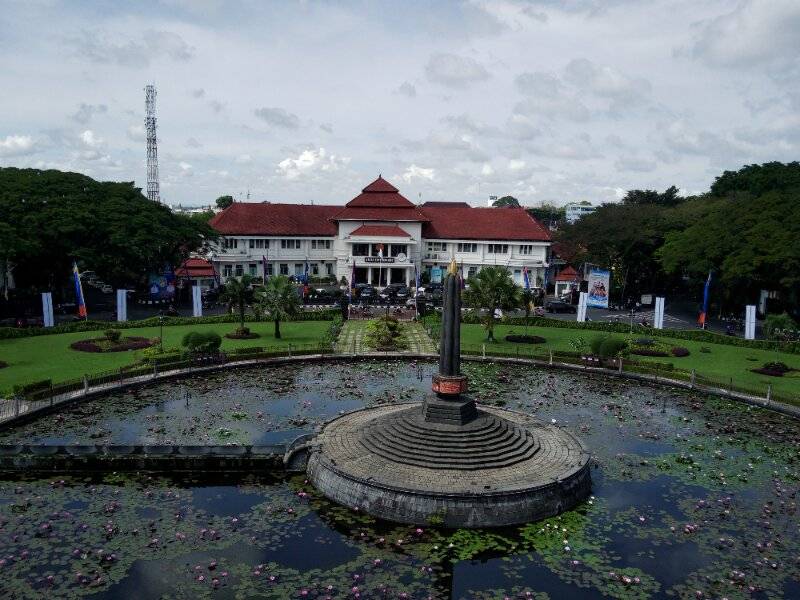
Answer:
425;260;476;424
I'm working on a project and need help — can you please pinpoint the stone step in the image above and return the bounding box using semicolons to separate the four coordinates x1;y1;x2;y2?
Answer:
377;418;512;446
359;439;540;470
395;413;504;438
376;421;527;452
361;431;537;463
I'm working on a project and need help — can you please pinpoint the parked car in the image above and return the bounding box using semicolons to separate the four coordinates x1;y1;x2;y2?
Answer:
100;284;113;294
358;286;376;303
546;300;577;314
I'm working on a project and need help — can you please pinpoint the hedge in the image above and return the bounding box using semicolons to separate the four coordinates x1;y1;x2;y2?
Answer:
0;309;339;340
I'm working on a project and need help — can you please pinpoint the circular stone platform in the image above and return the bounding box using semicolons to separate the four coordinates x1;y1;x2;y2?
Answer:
307;403;592;528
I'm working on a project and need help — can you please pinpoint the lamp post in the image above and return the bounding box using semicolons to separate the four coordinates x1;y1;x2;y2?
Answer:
158;311;165;353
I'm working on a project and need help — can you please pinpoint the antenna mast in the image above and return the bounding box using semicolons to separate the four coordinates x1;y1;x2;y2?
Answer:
144;84;160;202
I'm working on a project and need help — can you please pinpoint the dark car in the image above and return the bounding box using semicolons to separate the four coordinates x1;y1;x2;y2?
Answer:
358;286;376;303
394;286;410;300
546;300;577;314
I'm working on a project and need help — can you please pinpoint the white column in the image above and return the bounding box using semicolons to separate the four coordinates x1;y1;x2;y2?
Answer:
745;304;756;340
405;268;410;287
116;289;127;322
577;292;588;322
654;297;665;329
367;268;372;285
192;285;203;317
41;292;54;327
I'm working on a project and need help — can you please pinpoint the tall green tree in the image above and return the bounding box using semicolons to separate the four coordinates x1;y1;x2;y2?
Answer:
0;168;215;293
257;275;300;339
220;274;255;332
463;266;520;341
493;195;521;208
215;195;234;210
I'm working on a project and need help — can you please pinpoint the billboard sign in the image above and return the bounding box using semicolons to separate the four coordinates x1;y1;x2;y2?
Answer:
148;267;176;300
586;268;610;308
430;267;443;284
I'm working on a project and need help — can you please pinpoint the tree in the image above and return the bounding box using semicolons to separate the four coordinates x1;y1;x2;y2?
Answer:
220;274;255;332
215;195;234;210
527;203;565;227
493;195;520;208
257;275;300;339
463;266;520;341
0;168;215;293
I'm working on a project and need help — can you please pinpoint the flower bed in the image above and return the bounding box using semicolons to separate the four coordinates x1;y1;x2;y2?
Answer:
504;335;547;344
751;361;794;377
70;336;155;353
671;346;690;357
224;327;260;340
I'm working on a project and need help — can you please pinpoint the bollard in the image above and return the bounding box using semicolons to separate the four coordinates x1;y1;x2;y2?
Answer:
549;349;553;365
14;396;20;418
83;375;89;393
618;358;623;374
288;343;292;357
690;369;695;389
482;344;486;359
766;384;771;404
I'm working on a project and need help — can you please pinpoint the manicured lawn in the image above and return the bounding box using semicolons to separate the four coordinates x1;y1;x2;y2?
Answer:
461;324;800;402
0;321;330;393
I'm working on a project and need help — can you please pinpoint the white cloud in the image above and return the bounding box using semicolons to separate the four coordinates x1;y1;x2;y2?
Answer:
425;53;490;88
0;135;36;157
66;29;195;67
126;124;146;142
401;164;435;182
253;107;300;129
71;103;107;124
481;163;494;176
235;154;252;164
508;159;526;171
179;161;193;177
614;156;657;172
276;148;350;180
80;130;104;148
396;82;417;98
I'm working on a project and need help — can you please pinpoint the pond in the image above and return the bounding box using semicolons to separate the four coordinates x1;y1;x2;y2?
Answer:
0;359;798;599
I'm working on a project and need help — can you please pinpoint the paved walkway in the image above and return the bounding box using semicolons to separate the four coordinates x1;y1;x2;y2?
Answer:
336;320;436;354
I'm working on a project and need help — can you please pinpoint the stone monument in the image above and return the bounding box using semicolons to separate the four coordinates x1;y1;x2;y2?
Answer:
306;261;591;527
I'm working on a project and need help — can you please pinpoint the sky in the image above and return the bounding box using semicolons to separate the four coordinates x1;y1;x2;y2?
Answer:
1;0;798;207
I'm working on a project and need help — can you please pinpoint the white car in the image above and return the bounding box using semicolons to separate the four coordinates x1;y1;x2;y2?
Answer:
101;284;113;294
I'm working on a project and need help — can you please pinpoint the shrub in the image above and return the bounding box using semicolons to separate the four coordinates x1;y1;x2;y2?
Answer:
104;329;122;342
590;335;628;358
13;379;52;396
630;348;669;357
364;316;408;351
700;347;711;353
182;331;222;353
764;313;797;340
763;361;790;373
504;335;546;344
634;337;656;346
671;346;690;357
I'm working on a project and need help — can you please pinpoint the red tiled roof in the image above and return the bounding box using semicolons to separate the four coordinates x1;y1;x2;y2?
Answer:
420;207;551;242
175;258;215;278
421;201;471;208
350;225;412;238
333;176;430;221
555;266;580;281
209;203;340;236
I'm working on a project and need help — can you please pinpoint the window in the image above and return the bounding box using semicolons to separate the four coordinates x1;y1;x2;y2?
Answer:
281;239;301;250
264;263;273;276
249;239;268;249
427;242;447;252
519;244;533;255
457;243;478;253
311;239;331;250
468;266;477;279
235;264;244;277
325;263;334;276
311;263;319;276
390;244;407;257
352;243;369;256
279;264;289;275
294;264;304;276
487;244;508;254
223;238;238;249
223;265;232;277
248;263;257;276
371;243;387;257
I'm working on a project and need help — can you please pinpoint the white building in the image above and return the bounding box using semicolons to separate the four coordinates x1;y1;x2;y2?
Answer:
565;203;597;224
209;177;551;288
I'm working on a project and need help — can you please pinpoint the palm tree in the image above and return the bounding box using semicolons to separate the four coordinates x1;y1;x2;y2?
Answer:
219;274;255;332
463;266;520;342
257;275;300;339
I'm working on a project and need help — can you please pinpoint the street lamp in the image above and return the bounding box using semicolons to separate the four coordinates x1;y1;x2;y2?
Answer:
158;311;165;353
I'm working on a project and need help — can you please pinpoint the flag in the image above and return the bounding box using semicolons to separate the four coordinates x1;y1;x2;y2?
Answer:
698;271;712;327
522;266;531;290
262;254;269;283
72;262;87;319
458;262;466;289
414;264;420;290
349;263;356;301
303;260;310;284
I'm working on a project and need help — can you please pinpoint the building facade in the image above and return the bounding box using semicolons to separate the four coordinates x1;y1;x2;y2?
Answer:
208;177;551;288
565;203;597;223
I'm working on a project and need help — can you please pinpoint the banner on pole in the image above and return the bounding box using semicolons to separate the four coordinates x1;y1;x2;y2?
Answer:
192;285;203;317
577;291;588;323
116;289;127;322
745;305;756;340
586;268;610;308
41;292;54;327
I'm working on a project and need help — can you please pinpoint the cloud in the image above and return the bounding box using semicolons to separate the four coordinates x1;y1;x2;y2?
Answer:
685;0;800;69
208;100;225;113
276;147;350;180
71;103;108;124
425;53;490;88
179;161;193;177
401;164;435;182
253;107;300;129
395;82;417;98
80;130;104;148
513;72;590;121
66;29;195;67
563;58;651;111
319;123;333;133
191;88;206;98
429;131;488;162
0;134;37;157
614;155;657;172
235;153;252;164
127;124;146;142
185;137;202;148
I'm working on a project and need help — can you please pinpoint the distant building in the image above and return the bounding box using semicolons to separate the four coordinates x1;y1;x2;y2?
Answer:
565;203;596;224
554;266;581;298
171;204;214;215
208;177;551;288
